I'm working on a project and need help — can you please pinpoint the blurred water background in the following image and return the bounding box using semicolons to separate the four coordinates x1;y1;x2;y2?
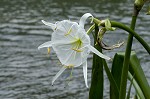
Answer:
0;0;150;98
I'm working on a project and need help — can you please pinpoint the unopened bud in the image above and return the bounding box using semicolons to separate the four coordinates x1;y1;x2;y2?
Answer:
134;0;145;10
105;19;116;31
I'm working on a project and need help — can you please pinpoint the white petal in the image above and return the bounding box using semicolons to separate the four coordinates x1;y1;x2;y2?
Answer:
38;41;53;50
88;45;111;60
53;44;83;66
81;47;90;63
38;40;72;50
79;13;93;29
58;20;78;33
83;61;88;88
52;66;66;85
52;20;79;42
41;20;56;30
65;51;82;66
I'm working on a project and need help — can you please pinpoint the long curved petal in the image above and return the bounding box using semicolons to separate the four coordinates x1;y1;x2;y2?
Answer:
79;13;93;29
52;66;66;85
38;41;53;50
41;20;56;30
88;45;111;60
83;61;88;88
38;40;73;50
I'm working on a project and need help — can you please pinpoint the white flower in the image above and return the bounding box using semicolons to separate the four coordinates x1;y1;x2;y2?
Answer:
38;13;110;87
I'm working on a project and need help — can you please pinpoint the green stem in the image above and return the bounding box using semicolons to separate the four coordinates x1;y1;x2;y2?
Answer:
93;19;150;54
111;21;150;54
119;15;137;99
87;24;95;35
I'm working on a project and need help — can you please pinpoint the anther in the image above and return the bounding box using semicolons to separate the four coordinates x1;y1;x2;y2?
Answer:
64;64;74;68
64;28;72;36
72;48;82;52
47;47;51;54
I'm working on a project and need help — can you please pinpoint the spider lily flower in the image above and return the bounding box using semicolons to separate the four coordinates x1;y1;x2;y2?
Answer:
38;13;111;88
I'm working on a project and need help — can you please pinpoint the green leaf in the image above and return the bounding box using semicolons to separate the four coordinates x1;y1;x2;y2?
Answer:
126;73;134;99
103;60;119;99
128;72;145;99
110;52;124;99
129;51;150;99
110;51;150;99
89;24;104;99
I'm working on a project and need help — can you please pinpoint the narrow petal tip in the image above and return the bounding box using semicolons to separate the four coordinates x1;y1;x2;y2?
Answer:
79;13;93;29
37;45;45;50
86;85;89;88
107;57;111;61
51;67;66;86
41;20;56;30
52;81;54;86
41;20;48;25
83;61;89;88
88;45;111;60
37;41;53;50
38;46;41;50
41;20;44;23
38;44;45;50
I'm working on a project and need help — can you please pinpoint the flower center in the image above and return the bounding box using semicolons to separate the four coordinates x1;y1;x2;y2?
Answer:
71;38;83;52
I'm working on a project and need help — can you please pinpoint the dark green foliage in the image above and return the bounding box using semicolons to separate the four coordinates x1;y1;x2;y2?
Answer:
89;24;104;99
110;52;124;99
110;51;150;99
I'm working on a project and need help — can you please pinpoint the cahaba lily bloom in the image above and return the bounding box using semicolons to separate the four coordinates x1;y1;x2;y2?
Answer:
38;13;110;88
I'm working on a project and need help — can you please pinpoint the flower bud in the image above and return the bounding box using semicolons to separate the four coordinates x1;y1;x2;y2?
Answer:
134;0;146;10
105;19;116;31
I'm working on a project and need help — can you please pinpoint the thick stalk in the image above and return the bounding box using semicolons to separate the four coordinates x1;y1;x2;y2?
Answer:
119;16;137;99
119;4;141;99
89;24;104;99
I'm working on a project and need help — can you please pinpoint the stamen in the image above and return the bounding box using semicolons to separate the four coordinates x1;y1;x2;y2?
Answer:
64;65;74;87
47;47;51;54
64;24;76;36
54;27;57;30
64;64;74;68
64;28;72;36
71;38;83;53
72;48;83;52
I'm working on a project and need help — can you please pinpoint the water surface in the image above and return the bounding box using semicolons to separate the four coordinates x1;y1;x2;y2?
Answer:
0;0;150;98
